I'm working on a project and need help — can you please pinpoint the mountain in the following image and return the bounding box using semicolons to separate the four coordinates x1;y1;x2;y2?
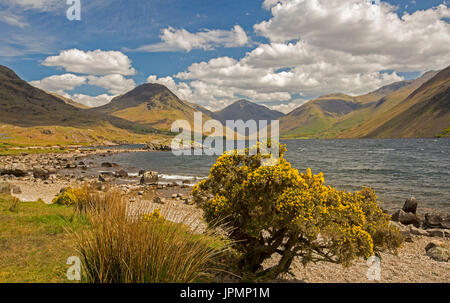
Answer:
214;100;283;125
0;65;161;146
94;83;212;131
362;66;450;138
280;93;376;139
280;68;448;139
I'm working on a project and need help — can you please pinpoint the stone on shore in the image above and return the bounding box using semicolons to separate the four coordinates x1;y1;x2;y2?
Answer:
140;171;158;185
153;196;166;204
425;240;446;251
426;247;449;262
0;164;28;177
33;168;50;180
391;209;421;228
424;213;450;229
115;169;128;178
402;197;418;214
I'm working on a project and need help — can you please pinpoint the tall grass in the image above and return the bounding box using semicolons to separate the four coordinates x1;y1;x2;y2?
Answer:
71;187;229;283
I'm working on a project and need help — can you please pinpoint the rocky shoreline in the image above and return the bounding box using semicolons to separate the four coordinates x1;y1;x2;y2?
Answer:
0;148;448;282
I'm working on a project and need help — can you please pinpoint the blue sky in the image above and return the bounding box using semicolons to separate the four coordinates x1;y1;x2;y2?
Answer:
0;0;449;112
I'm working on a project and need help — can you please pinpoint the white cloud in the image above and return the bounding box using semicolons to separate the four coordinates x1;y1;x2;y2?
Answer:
29;74;86;94
69;93;114;108
0;11;28;28
164;1;449;110
136;25;249;52
42;49;136;76
147;75;193;101
255;0;450;72
268;99;309;114
87;74;136;95
2;0;64;12
30;73;135;107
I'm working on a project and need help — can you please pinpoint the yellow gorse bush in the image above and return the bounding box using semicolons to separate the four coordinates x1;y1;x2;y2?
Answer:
142;209;166;222
52;187;78;206
193;143;404;281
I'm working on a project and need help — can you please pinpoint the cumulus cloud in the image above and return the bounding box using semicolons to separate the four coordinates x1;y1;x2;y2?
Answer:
147;75;193;101
29;74;86;94
268;99;309;114
254;0;450;71
42;49;136;76
68;93;114;108
135;25;249;52
87;74;136;95
164;0;449;110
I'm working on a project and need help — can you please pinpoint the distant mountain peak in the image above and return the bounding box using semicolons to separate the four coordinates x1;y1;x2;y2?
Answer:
214;99;283;124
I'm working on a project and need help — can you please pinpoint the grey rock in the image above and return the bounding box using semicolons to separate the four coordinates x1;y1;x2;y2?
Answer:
153;196;166;204
98;175;110;182
402;197;418;214
115;169;128;178
426;247;449;262
409;226;430;237
33;168;49;180
427;229;450;238
391;209;421;228
140;171;158;185
425;240;445;251
0;164;28;177
425;213;450;230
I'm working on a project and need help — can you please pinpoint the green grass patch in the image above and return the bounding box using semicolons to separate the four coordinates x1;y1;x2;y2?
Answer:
0;194;89;283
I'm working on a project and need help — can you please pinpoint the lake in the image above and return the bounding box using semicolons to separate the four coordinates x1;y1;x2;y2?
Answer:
94;139;450;211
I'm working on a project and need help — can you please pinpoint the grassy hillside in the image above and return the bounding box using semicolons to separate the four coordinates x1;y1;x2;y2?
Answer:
0;65;169;147
280;69;448;139
338;71;440;138
365;67;450;138
280;94;377;139
94;83;208;131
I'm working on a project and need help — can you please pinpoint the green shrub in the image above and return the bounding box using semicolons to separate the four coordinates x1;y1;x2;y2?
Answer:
193;144;404;281
52;187;77;206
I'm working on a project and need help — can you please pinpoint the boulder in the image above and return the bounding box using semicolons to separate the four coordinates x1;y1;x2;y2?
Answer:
425;213;450;229
427;229;450;238
98;174;110;183
426;247;449;262
115;169;128;178
33;168;49;180
153;196;166;204
101;162;118;168
402;197;418;214
391;209;421;228
425;240;445;251
65;162;77;169
0;164;28;177
140;171;158;185
409;226;430;237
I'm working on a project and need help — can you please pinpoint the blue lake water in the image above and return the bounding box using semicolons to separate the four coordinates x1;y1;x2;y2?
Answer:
97;139;450;211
